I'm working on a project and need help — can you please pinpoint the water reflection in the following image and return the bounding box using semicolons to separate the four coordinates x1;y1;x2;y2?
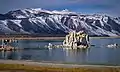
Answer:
63;48;90;63
0;48;90;63
0;50;22;60
0;38;120;65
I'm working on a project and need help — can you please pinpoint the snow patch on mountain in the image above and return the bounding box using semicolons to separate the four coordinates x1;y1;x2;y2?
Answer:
0;8;120;36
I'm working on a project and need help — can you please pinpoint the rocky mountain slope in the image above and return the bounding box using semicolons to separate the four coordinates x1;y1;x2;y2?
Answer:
0;8;120;36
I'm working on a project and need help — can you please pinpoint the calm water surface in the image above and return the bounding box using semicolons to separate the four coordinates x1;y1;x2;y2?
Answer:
0;38;120;65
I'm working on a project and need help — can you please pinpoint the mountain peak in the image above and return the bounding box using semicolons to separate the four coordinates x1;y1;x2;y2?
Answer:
62;9;69;12
0;8;120;36
7;8;77;15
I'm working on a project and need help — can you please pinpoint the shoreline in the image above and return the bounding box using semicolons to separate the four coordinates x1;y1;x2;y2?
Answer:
0;60;119;68
0;36;120;40
0;37;65;40
0;60;120;72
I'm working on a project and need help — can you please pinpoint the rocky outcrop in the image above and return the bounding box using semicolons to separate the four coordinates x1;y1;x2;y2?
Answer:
63;31;89;48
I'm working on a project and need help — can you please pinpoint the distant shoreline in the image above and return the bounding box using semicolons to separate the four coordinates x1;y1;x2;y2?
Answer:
90;36;120;39
0;36;120;40
0;37;65;40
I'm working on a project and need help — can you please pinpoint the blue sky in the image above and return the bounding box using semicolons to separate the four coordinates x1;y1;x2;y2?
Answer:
0;0;120;16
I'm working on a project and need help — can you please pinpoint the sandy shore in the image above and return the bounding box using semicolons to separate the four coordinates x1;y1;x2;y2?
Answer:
0;60;119;68
0;60;120;72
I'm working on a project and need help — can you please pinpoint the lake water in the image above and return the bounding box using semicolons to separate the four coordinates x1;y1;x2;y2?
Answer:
0;38;120;65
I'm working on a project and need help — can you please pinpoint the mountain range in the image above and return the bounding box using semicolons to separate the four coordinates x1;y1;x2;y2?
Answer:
0;8;120;36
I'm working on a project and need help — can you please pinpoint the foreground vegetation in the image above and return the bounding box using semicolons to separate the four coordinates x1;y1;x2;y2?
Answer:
0;63;120;72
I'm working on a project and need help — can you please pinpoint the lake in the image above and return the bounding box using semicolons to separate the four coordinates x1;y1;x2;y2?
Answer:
0;38;120;65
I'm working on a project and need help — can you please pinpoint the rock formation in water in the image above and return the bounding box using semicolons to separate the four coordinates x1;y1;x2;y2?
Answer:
63;31;89;48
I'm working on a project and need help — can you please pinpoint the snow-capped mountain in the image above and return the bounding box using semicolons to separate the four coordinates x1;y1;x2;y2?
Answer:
0;8;120;36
